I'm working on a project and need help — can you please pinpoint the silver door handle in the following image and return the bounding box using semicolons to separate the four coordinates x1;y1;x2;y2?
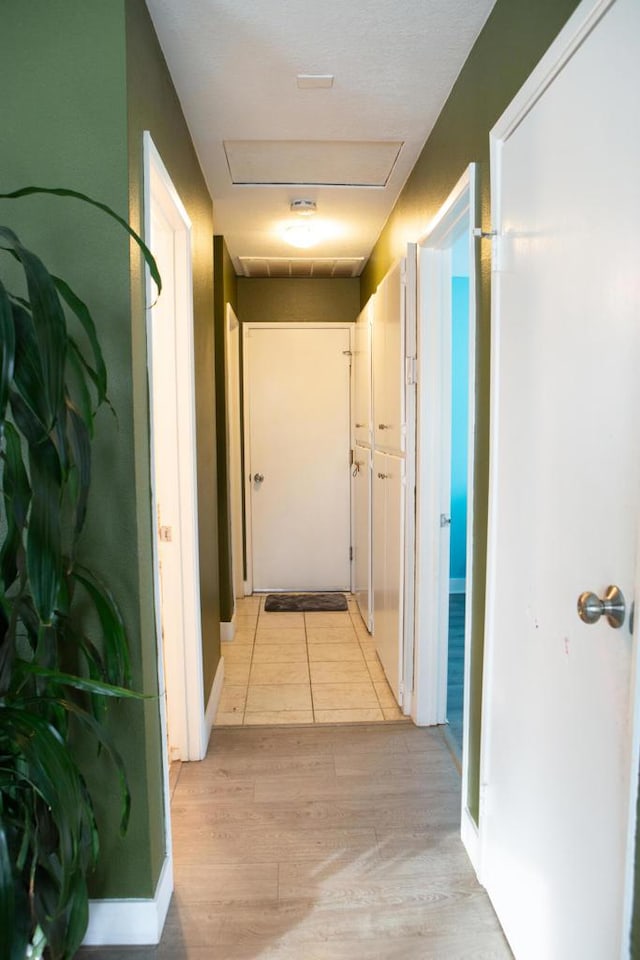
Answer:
253;473;264;484
577;584;625;628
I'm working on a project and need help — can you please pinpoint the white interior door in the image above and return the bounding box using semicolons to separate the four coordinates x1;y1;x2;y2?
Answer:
373;451;405;703
245;324;352;592
480;2;640;957
225;304;243;600
353;299;373;447
145;133;205;763
353;444;372;629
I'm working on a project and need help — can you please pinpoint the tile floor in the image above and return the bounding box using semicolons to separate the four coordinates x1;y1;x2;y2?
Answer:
216;594;404;725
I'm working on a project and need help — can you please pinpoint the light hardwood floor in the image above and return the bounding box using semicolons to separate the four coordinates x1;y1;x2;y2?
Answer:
79;723;512;959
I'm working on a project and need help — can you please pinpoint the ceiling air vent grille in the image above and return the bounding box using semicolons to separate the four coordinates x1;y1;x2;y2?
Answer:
239;257;365;279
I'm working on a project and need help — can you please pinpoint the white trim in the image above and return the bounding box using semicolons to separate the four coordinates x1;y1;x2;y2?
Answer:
242;322;354;594
144;132;207;765
413;164;478;730
225;303;244;606
461;806;481;876
220;617;235;643
206;656;225;732
449;578;466;594
83;857;173;946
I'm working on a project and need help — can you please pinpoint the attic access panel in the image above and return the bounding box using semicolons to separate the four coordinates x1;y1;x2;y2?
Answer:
224;139;403;186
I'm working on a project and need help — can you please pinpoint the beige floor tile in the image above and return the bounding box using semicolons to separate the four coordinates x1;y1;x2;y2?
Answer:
308;642;365;663
306;626;358;644
218;685;248;715
374;680;398;709
309;660;371;684
383;705;405;720
312;681;379;710
255;626;306;644
235;614;258;629
365;658;387;682
251;643;308;663
258;612;305;628
231;628;256;645
304;611;352;627
250;661;310;685
234;597;261;613
244;711;314;725
314;708;384;723
221;643;253;662
245;683;312;713
215;711;245;726
359;640;379;662
224;661;251;685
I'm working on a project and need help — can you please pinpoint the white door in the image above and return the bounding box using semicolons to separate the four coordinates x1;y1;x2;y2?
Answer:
145;134;205;762
245;324;352;592
373;451;405;703
353;444;372;629
373;260;405;454
353;299;373;447
480;2;640;957
225;304;243;599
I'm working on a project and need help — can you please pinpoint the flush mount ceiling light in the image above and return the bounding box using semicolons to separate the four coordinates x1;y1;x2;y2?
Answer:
284;222;319;249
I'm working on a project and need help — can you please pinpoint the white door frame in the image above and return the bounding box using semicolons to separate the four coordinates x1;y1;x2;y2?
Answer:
242;322;353;594
413;165;480;857
143;132;207;764
478;0;640;945
225;302;244;609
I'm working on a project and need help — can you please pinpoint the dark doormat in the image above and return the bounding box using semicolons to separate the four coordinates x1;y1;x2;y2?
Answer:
264;593;348;612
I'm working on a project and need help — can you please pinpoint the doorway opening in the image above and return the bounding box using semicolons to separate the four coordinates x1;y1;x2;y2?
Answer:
413;163;479;859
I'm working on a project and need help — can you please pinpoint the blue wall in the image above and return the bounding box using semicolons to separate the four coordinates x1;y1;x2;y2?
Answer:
450;272;469;582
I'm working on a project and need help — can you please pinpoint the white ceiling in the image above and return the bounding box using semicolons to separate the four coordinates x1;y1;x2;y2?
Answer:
146;0;496;275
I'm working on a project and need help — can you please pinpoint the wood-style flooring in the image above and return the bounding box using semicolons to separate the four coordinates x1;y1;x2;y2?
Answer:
79;723;512;959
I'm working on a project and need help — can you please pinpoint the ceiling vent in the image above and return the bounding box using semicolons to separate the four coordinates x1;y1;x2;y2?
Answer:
239;257;365;279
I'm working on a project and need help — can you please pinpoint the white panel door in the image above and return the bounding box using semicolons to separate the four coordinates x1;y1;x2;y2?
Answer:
353;445;372;630
373;452;405;702
247;325;352;592
353;299;373;447
481;2;640;957
374;260;405;454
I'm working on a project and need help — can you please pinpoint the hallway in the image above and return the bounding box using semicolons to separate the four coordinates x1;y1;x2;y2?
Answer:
80;723;511;959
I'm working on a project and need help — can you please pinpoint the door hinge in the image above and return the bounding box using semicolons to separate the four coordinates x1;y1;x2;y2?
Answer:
406;356;417;385
349;546;353;562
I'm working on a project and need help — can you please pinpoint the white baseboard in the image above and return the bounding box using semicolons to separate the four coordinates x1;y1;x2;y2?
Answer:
83;856;173;945
461;805;481;878
449;578;466;594
220;618;235;642
205;656;225;736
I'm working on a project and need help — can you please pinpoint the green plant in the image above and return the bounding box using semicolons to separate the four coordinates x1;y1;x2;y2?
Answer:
0;188;160;960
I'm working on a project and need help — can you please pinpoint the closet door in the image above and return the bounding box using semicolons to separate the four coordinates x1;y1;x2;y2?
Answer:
353;300;373;447
373;452;405;704
353;445;372;630
374;260;405;454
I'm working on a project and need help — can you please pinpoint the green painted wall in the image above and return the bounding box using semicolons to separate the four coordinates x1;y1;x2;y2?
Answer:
361;0;581;825
214;236;238;624
0;0;158;899
238;278;360;326
1;0;220;901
